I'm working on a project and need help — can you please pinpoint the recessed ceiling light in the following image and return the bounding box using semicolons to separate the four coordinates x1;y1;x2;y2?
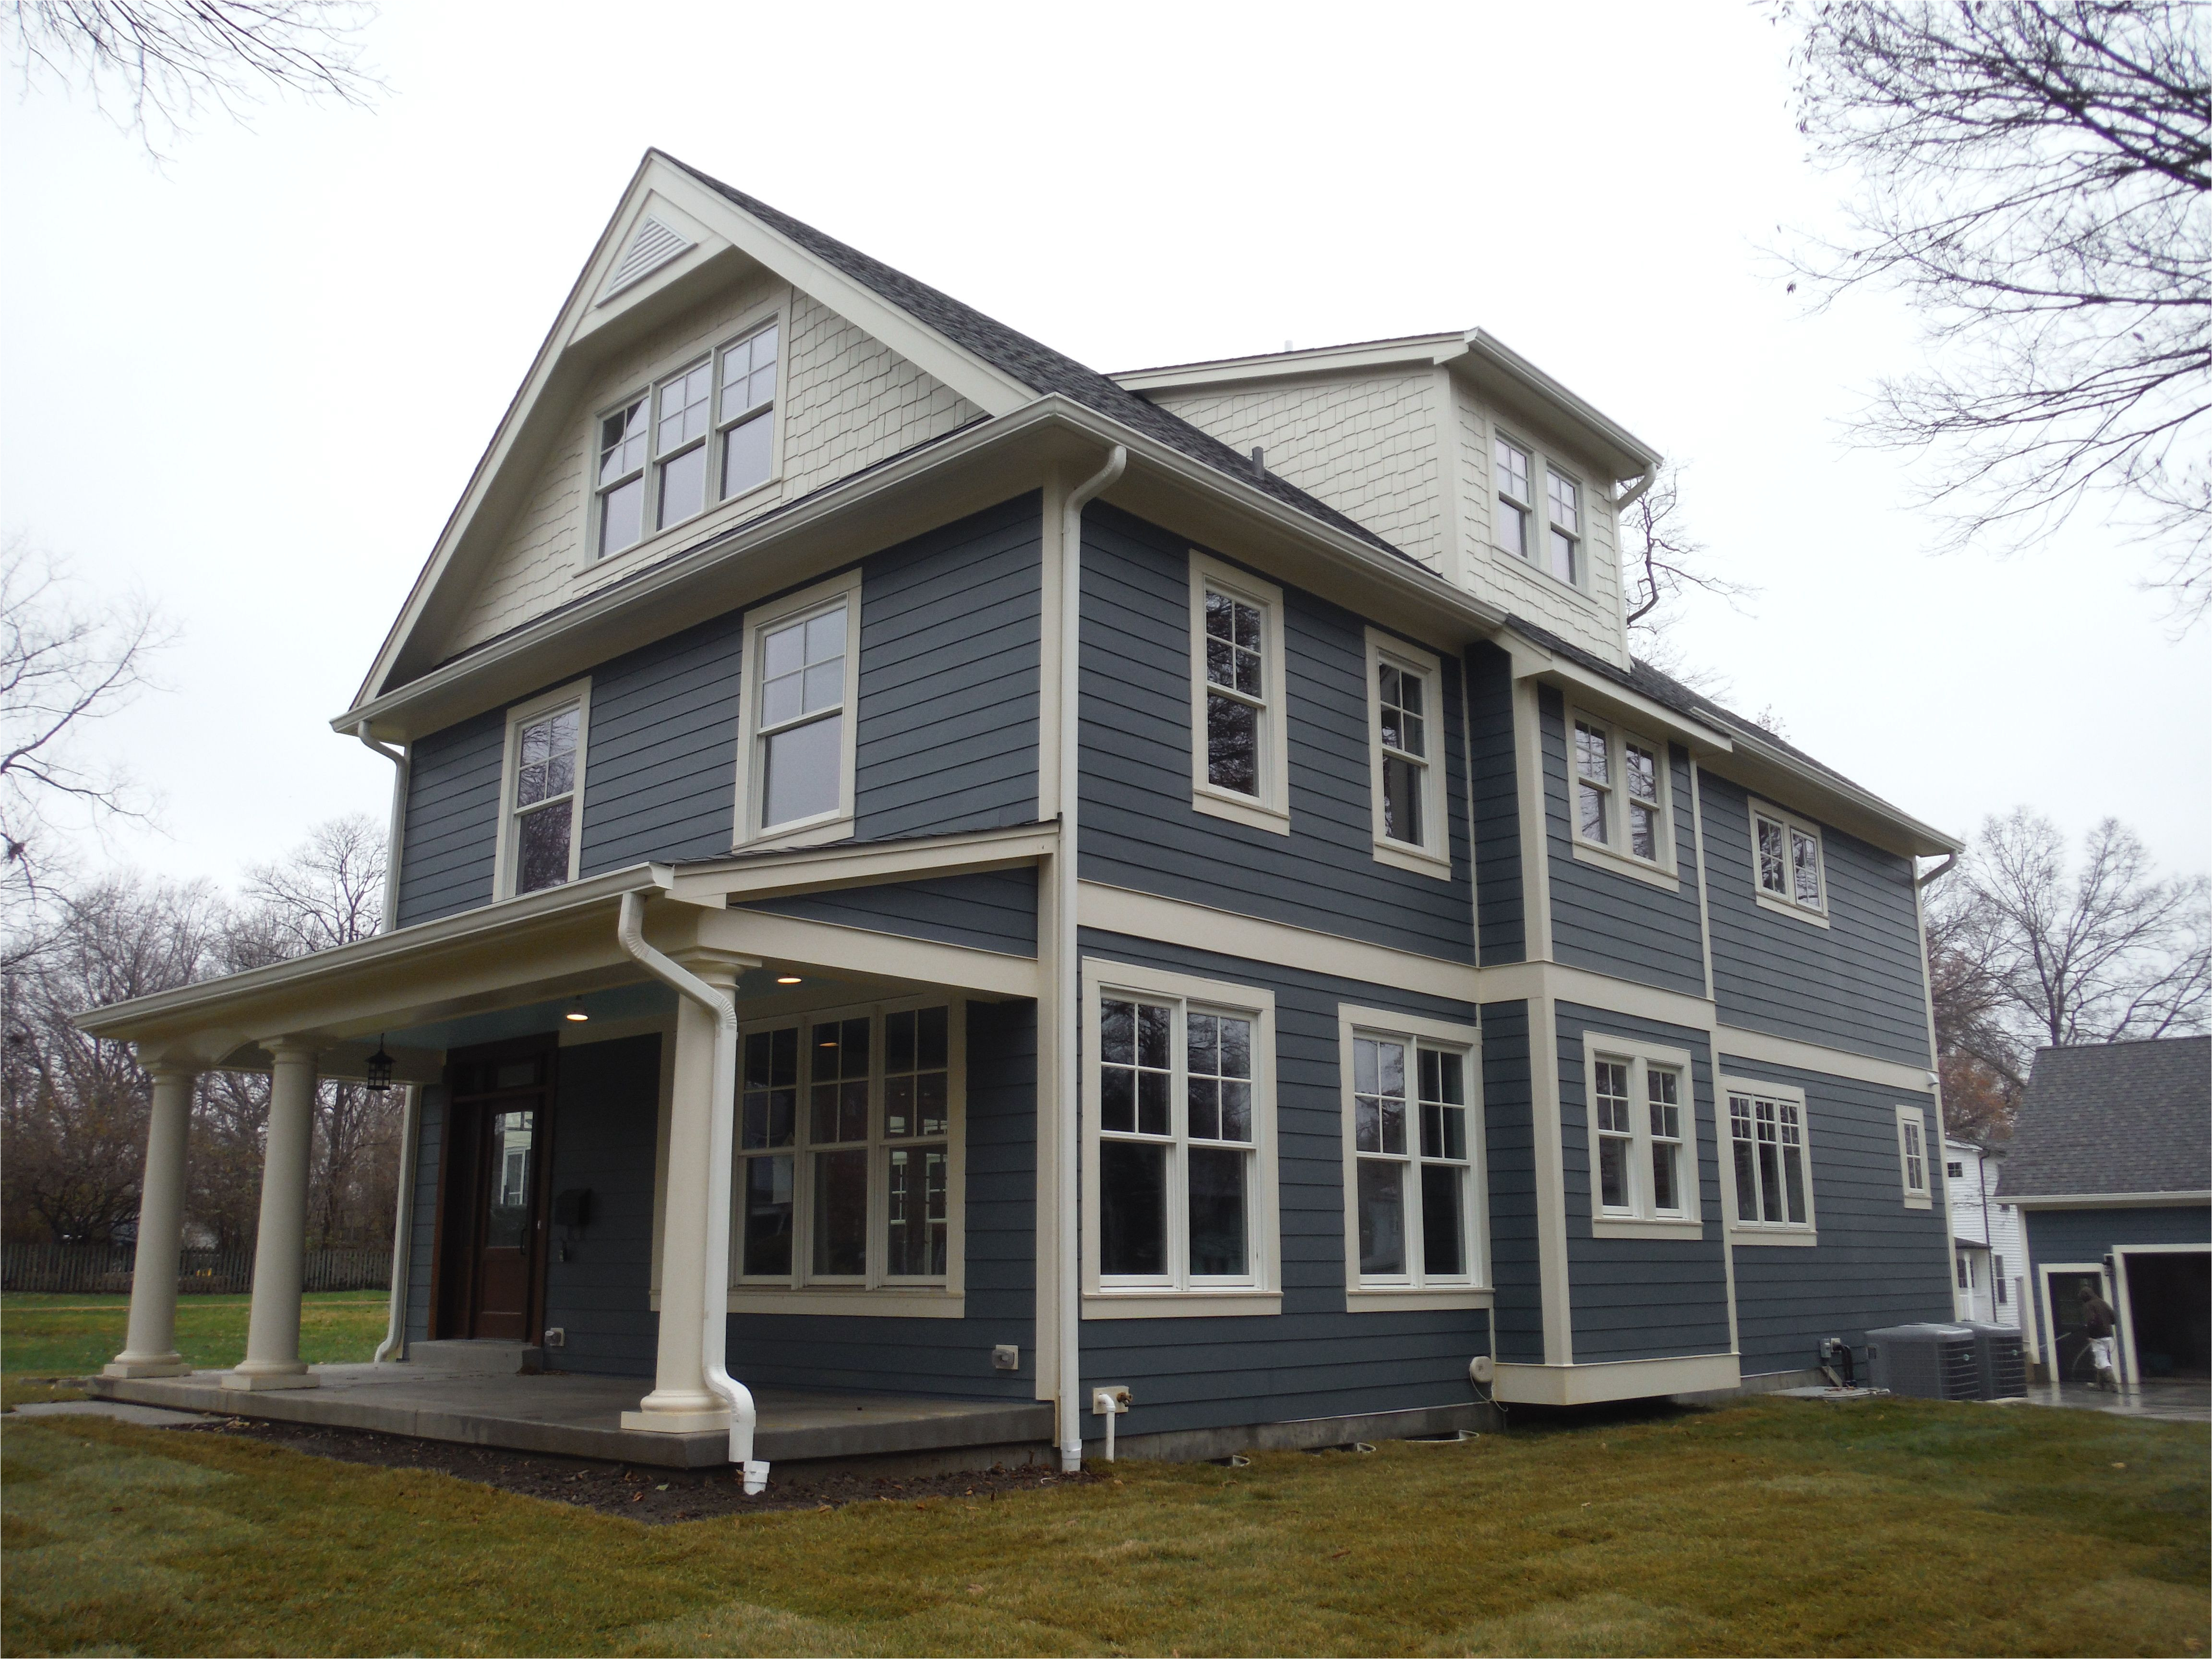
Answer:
776;975;802;985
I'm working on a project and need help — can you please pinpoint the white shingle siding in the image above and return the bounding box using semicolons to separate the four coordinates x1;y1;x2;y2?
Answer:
1453;379;1629;667
1152;373;1447;573
444;277;985;657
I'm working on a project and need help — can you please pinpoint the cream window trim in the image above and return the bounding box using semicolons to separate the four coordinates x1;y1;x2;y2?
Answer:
1338;1005;1487;1302
1488;425;1600;605
1579;1035;1699;1233
1567;706;1676;881
729;991;967;1298
492;678;591;901
732;568;863;853
1748;796;1831;927
1895;1103;1934;1209
1081;958;1281;1317
1719;1074;1820;1245
1364;629;1452;879
584;303;788;572
1188;552;1291;834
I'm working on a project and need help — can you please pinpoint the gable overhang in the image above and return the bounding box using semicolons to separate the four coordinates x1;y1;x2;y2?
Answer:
354;151;1041;709
1697;735;1962;861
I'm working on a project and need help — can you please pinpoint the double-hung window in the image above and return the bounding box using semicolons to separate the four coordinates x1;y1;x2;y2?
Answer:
1895;1105;1933;1210
1493;437;1533;560
1492;430;1595;595
1583;1040;1698;1234
1750;798;1827;923
1084;962;1279;1315
736;572;860;847
1188;553;1289;832
1723;1078;1815;1241
734;1000;960;1307
593;317;781;560
1366;631;1449;875
1570;710;1673;879
1340;1009;1484;1304
1547;470;1581;584
497;683;589;898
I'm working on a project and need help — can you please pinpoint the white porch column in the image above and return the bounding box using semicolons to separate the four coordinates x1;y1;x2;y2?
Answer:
624;954;741;1433
104;1065;197;1378
223;1039;321;1390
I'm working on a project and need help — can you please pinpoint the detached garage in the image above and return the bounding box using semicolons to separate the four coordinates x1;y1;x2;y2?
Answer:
2000;1037;2210;1389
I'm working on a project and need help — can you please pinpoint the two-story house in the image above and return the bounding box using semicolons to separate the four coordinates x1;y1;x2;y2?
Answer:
84;151;1962;1479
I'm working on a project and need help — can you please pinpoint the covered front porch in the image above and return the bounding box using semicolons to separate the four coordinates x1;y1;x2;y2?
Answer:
76;830;1052;1482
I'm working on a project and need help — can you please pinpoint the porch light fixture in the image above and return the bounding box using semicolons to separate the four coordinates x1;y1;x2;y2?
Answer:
565;998;590;1023
364;1037;394;1094
775;975;802;985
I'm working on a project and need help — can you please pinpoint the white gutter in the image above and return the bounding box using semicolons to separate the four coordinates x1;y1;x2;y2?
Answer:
1056;444;1126;1473
359;722;415;1363
615;889;768;1492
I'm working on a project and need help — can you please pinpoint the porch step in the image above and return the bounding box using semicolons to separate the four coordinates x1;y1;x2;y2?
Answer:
406;1340;541;1375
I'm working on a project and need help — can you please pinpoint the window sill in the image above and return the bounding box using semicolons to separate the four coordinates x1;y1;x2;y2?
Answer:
1082;1290;1281;1320
1727;1225;1819;1248
1371;836;1453;881
733;815;856;856
1192;786;1290;836
1344;1287;1494;1313
1754;890;1830;929
1591;1215;1703;1241
574;475;785;592
1570;838;1679;891
724;1289;964;1318
1902;1195;1932;1211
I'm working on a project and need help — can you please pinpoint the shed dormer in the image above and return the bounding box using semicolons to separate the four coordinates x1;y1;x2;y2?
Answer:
1115;332;1659;669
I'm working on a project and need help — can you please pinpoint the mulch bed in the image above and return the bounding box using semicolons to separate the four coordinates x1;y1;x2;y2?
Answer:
174;1415;1103;1521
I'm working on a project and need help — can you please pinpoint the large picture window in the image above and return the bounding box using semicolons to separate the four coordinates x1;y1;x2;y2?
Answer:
496;682;589;899
1188;553;1289;834
1084;962;1280;1316
1722;1077;1817;1242
734;1000;959;1300
1338;1008;1484;1307
1580;1037;1699;1236
735;572;861;848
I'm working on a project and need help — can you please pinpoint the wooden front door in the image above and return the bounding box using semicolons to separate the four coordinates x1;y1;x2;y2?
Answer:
437;1041;553;1343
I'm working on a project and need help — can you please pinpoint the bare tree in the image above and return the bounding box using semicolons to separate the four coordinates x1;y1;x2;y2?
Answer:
1620;463;1757;689
239;812;383;955
0;540;169;937
1965;808;2211;1053
5;0;382;159
1923;868;2029;1133
1773;0;2212;624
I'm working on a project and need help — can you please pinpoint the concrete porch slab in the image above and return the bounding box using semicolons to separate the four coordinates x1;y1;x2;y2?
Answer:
87;1364;1053;1470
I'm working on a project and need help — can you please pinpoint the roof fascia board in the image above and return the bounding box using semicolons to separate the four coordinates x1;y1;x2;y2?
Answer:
667;823;1057;905
641;160;1035;417
1514;653;1735;754
1460;329;1661;480
77;862;672;1042
1112;335;1465;394
2005;1191;2212;1208
1698;739;1963;859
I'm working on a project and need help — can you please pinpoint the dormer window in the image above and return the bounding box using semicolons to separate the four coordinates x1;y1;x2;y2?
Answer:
596;400;649;556
1493;438;1532;559
718;323;778;499
654;360;714;530
1547;470;1581;584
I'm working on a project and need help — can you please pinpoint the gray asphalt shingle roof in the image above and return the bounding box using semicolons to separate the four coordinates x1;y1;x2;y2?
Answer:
1997;1037;2212;1200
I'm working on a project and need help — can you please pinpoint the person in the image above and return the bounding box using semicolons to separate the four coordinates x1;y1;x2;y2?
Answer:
2078;1282;2121;1391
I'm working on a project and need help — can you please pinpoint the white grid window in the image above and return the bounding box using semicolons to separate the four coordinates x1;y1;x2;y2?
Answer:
1623;739;1662;862
596;398;649;556
1588;1046;1693;1224
1754;802;1827;917
1896;1106;1932;1207
1202;588;1265;799
1575;719;1613;845
653;359;713;531
1350;1035;1475;1286
1494;437;1532;560
1547;471;1581;584
1188;555;1288;832
1571;711;1671;871
1731;1090;1811;1229
737;1003;954;1288
757;602;847;831
718;323;778;499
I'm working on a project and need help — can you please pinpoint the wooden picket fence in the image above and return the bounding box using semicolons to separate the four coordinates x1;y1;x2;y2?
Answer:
0;1242;390;1295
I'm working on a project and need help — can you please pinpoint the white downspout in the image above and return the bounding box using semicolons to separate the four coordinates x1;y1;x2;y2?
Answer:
359;722;415;1365
1056;444;1127;1474
617;889;767;1493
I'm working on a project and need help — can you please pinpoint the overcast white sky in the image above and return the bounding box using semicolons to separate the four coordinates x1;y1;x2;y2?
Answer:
2;0;2205;896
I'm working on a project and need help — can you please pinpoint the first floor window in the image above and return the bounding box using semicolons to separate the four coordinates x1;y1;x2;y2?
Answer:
1994;1256;2008;1304
1730;1088;1811;1229
1351;1034;1475;1284
737;1002;954;1286
504;690;585;896
1588;1045;1693;1222
1896;1106;1932;1205
1753;800;1827;916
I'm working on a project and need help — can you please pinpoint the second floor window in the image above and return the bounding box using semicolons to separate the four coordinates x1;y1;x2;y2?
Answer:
1751;800;1827;919
1572;712;1669;869
1204;588;1264;797
737;571;861;846
1188;553;1288;832
499;684;588;898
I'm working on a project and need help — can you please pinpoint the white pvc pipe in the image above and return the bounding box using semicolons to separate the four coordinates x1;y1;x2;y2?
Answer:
617;889;767;1493
1056;445;1126;1473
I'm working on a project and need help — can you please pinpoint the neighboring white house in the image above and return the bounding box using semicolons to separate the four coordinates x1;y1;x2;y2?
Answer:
1946;1138;2022;1326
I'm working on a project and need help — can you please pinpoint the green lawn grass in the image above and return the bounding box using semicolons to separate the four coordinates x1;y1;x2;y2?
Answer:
2;1396;2205;1657
0;1290;390;1382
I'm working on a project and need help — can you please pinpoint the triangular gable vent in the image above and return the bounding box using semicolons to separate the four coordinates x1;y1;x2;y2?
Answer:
599;214;695;302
